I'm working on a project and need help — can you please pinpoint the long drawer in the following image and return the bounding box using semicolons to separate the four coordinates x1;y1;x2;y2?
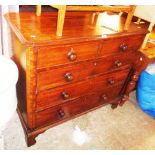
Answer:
35;84;123;128
37;41;99;69
36;68;130;111
37;52;133;91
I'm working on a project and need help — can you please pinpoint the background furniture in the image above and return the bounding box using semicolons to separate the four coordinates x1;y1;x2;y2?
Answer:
5;11;147;147
36;5;136;36
141;47;155;63
134;5;155;49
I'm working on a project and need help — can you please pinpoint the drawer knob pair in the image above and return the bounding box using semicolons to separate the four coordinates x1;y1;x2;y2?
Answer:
100;94;107;101
65;73;73;81
61;91;70;100
115;60;122;67
68;48;77;61
120;43;128;52
108;79;115;85
58;109;65;118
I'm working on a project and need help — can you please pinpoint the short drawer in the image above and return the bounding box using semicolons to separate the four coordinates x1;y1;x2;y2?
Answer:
37;41;99;69
37;52;133;91
35;84;123;128
36;67;130;111
100;35;144;56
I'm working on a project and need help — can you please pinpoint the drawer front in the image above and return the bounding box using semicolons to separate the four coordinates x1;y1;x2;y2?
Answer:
100;35;144;56
35;97;85;128
36;67;130;111
37;41;99;69
84;84;123;109
37;52;133;91
35;84;123;128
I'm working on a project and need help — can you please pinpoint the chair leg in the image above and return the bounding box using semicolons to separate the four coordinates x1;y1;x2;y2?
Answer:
36;5;41;16
124;6;136;30
90;12;99;25
141;22;154;49
56;6;66;36
119;11;123;17
136;18;141;24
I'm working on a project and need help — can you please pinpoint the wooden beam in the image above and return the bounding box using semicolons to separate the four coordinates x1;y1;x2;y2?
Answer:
36;5;41;16
124;6;136;30
66;5;131;12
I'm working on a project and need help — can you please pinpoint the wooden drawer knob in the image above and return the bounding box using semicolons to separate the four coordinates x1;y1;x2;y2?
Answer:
58;109;65;118
100;94;107;101
61;91;70;100
120;43;128;52
67;49;77;61
114;60;122;67
108;79;115;85
65;73;73;81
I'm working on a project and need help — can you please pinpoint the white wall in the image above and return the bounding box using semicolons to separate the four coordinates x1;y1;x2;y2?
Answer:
0;6;2;55
134;5;155;24
0;5;19;57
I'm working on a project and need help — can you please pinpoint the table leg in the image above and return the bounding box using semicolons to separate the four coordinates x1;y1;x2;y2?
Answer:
36;5;41;16
141;22;154;49
56;6;66;36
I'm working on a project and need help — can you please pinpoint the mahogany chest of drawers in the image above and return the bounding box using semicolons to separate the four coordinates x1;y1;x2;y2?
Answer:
5;12;148;147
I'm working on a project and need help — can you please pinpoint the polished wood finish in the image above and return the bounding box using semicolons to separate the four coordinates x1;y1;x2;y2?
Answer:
37;41;99;68
37;52;133;91
100;35;145;55
35;84;123;128
141;47;155;60
36;67;130;111
5;12;148;147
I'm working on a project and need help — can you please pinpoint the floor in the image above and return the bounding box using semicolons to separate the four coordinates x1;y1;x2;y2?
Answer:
2;91;155;150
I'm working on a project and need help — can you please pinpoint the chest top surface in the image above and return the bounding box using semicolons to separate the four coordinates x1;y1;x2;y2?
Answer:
5;11;147;46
